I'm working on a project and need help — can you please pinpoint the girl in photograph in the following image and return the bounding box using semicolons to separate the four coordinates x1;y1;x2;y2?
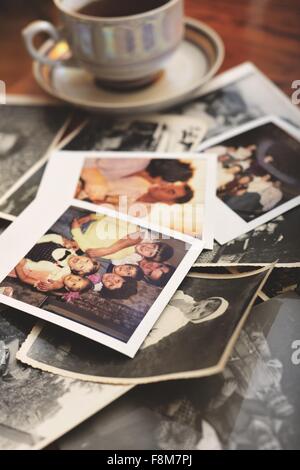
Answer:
13;258;98;293
12;257;137;301
106;263;144;282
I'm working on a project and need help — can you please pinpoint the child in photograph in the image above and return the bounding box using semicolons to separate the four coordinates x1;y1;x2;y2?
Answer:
13;257;98;293
106;260;175;288
99;273;138;300
143;290;229;349
138;260;176;287
12;255;137;300
71;214;174;263
106;263;145;281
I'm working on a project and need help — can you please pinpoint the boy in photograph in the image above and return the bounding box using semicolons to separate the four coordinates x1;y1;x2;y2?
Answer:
143;291;229;348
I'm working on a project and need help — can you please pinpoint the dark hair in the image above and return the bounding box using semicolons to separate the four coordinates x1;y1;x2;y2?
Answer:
151;243;174;263
145;264;176;287
238;174;254;183
71;259;101;276
101;279;138;300
146;159;193;182
67;278;94;293
107;263;144;281
175;184;194;204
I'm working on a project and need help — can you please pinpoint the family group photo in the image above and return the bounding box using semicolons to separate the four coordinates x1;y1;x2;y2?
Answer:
211;121;300;222
0;206;188;344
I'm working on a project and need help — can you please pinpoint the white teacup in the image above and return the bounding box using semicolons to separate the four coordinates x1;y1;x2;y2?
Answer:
23;0;184;89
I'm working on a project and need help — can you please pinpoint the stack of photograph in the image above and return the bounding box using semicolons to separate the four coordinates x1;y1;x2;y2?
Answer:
0;62;300;451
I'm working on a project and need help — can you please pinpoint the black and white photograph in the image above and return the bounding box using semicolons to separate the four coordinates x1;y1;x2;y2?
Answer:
0;163;46;219
198;117;300;245
64;114;207;154
57;293;300;451
0;97;69;218
0;202;202;357
16;267;272;385
175;62;300;141
262;268;300;299
195;205;300;267
0;306;130;450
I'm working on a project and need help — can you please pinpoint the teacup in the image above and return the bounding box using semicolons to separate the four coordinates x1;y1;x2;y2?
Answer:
23;0;184;89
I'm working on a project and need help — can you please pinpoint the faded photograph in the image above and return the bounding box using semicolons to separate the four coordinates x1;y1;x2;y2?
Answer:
16;268;270;384
75;155;209;238
195;200;300;267
57;293;300;451
0;307;128;450
0;104;68;200
211;122;300;222
0;206;188;345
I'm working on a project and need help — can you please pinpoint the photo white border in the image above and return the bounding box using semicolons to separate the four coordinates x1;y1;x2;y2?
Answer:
197;115;300;245
0;198;203;358
37;150;217;249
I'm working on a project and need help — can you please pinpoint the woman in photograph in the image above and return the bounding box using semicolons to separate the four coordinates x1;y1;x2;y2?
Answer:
77;159;194;206
71;214;174;263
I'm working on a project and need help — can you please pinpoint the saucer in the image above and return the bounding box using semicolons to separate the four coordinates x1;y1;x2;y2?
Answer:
33;18;224;115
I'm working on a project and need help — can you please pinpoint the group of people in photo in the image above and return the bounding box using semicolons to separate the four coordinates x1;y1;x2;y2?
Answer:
215;144;284;220
8;211;177;303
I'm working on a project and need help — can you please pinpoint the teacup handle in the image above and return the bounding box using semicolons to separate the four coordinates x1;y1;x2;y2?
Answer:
22;20;63;66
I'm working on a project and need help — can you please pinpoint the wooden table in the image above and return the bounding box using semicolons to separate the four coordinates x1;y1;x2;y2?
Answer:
1;0;300;98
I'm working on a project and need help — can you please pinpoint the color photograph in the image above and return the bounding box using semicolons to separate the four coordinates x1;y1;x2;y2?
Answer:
198;117;300;244
0;203;201;357
37;151;216;247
